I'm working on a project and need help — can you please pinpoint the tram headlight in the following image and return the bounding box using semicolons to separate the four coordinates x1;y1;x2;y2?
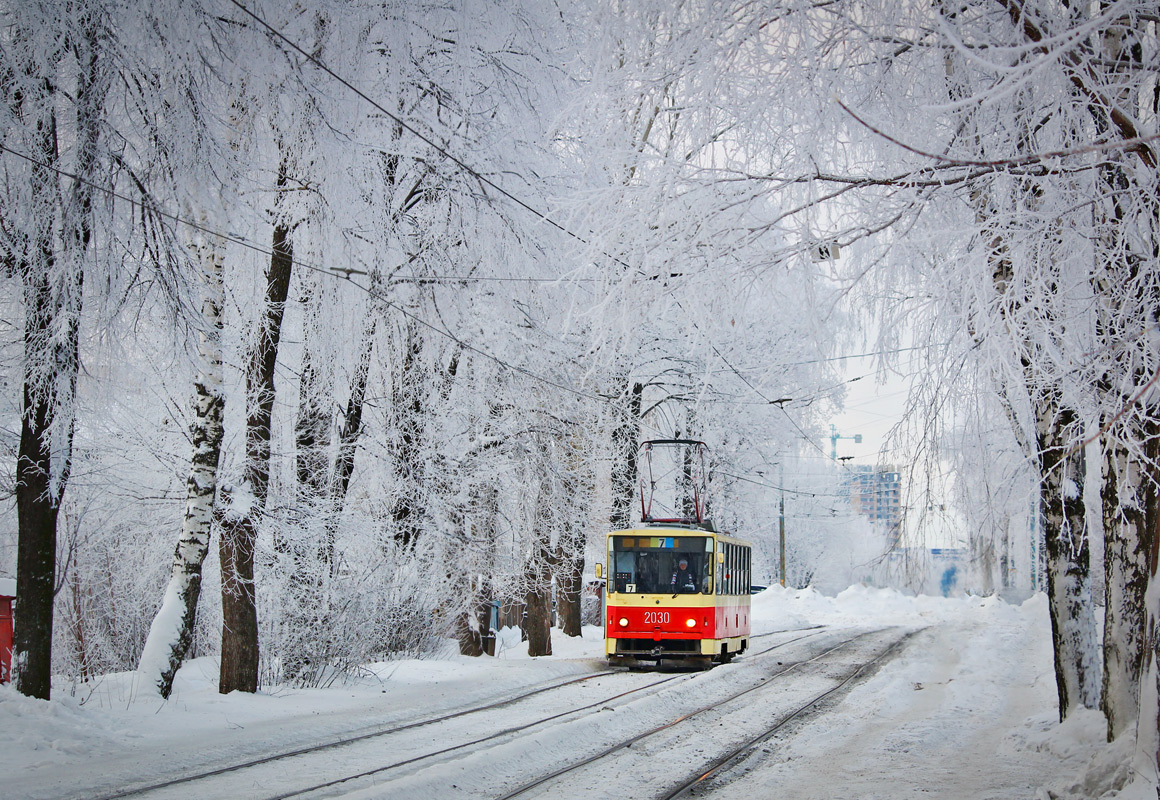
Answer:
685;618;697;629
618;617;629;628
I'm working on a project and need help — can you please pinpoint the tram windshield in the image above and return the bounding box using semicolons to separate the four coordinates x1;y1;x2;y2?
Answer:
610;534;713;594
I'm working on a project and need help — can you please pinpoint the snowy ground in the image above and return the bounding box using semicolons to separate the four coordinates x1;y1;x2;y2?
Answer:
2;586;1148;799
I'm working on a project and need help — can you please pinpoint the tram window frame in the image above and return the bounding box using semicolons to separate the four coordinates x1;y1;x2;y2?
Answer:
608;535;712;594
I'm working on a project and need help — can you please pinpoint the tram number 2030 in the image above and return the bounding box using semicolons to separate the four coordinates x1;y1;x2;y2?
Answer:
643;611;671;624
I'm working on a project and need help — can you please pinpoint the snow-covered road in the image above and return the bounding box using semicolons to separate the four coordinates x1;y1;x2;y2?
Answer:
3;587;1142;799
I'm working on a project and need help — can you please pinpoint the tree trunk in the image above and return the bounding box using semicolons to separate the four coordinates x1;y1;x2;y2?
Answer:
1101;434;1152;740
556;433;589;638
455;592;495;658
295;278;331;502
1128;418;1160;788
218;512;259;694
456;442;500;657
13;13;100;695
219;217;293;694
326;313;376;570
281;276;332;685
610;378;643;530
1038;404;1100;719
137;225;225;698
525;456;555;657
524;545;553;658
392;322;426;549
15;314;60;701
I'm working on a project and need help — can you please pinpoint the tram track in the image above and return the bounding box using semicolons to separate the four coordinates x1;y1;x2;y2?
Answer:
492;626;912;800
81;627;826;800
660;628;920;800
86;669;623;800
258;627;830;799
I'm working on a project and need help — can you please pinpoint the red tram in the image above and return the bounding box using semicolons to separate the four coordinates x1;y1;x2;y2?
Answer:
597;440;752;667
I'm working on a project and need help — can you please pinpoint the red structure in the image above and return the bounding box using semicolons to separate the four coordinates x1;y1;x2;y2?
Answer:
0;578;14;684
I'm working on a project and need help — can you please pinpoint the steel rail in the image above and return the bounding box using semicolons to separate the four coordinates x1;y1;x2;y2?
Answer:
492;628;899;800
267;629;827;799
89;669;619;800
89;626;827;800
661;628;921;800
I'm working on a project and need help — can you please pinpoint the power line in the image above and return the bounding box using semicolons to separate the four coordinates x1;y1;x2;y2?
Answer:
227;0;848;460
4;136;880;471
5;3;860;463
710;342;949;372
227;0;628;265
0;143;613;404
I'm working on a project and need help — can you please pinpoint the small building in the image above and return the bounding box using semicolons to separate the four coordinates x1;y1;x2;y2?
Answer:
0;577;15;684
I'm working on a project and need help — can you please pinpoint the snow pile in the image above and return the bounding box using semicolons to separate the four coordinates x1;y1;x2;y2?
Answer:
751;581;1026;629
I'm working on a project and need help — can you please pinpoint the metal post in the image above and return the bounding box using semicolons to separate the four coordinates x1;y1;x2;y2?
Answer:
778;462;786;587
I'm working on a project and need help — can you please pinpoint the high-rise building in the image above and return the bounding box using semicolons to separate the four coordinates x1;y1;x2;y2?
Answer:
845;466;903;548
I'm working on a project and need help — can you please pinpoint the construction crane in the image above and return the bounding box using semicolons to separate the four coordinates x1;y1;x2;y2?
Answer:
830;424;862;461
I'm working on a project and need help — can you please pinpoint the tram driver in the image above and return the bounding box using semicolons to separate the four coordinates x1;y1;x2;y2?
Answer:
671;557;698;593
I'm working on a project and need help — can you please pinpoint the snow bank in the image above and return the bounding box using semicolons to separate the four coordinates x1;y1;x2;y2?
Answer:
0;587;1151;800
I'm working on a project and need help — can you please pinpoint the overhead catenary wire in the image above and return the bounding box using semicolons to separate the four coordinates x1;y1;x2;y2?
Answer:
226;0;844;444
2;2;900;475
3;136;897;470
0;142;614;405
226;0;635;268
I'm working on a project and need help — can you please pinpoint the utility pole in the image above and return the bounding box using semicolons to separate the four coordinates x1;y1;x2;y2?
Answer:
779;467;786;587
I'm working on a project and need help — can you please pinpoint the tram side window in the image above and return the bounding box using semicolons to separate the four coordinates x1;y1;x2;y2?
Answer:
614;550;636;593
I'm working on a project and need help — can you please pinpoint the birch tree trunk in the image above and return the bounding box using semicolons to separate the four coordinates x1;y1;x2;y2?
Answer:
137;226;225;698
1086;9;1156;743
1132;422;1160;789
1038;405;1100;718
1101;435;1152;739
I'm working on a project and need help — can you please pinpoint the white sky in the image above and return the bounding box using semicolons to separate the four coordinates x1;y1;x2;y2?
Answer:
826;354;913;466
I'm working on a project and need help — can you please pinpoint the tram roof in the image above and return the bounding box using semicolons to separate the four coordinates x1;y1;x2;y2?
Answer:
607;525;752;547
